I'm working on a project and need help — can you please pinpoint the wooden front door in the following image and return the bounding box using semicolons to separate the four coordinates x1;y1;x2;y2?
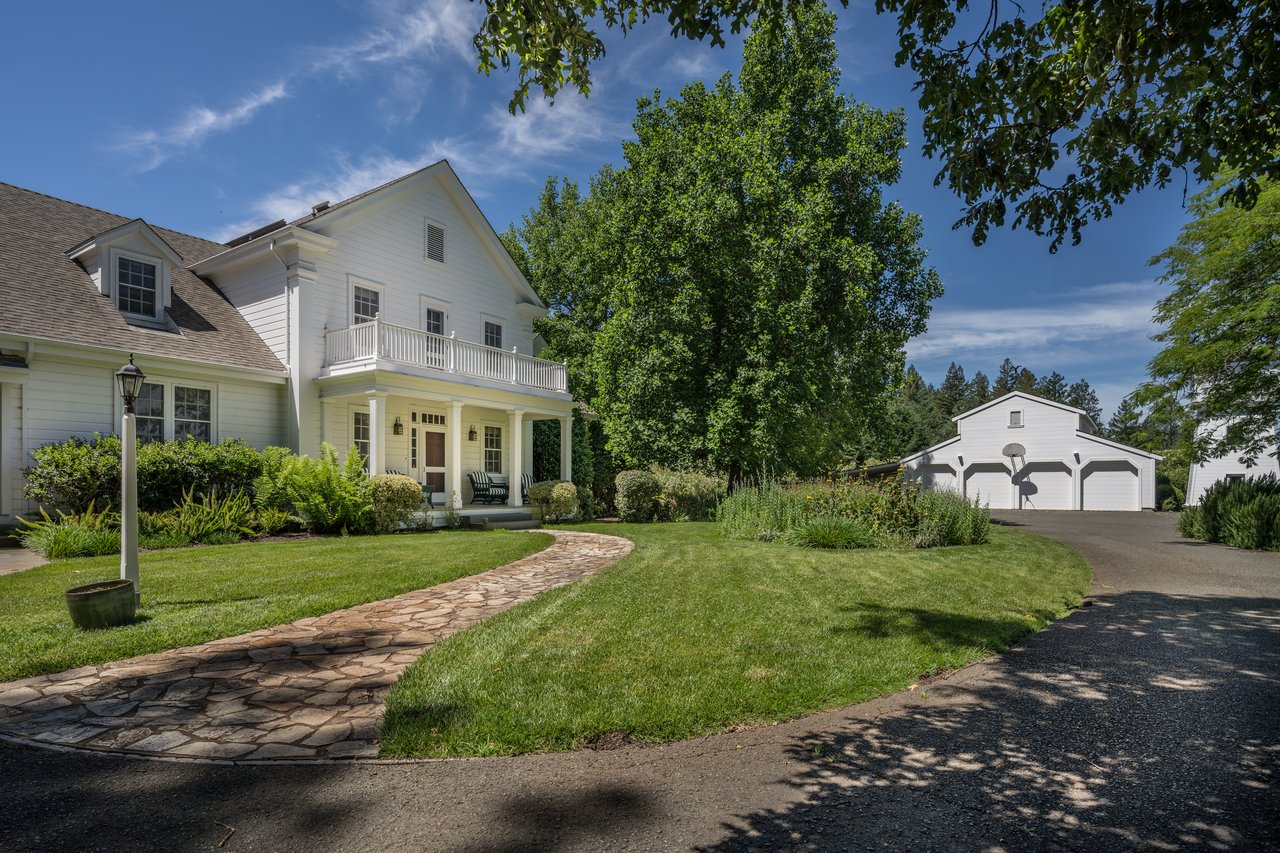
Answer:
422;431;446;494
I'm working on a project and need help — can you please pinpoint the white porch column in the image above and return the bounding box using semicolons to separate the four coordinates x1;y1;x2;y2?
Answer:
559;414;573;481
521;417;534;478
367;391;388;475
508;409;525;506
447;400;464;509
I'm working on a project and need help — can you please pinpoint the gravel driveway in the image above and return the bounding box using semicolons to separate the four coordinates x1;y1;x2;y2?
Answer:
2;511;1276;851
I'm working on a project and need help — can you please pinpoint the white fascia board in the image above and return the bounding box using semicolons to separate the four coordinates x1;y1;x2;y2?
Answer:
0;332;289;384
315;369;574;415
953;391;1088;424
1075;431;1164;461
66;219;184;266
900;434;962;465
191;226;338;276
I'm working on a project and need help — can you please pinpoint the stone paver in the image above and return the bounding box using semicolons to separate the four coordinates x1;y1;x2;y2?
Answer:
0;530;632;761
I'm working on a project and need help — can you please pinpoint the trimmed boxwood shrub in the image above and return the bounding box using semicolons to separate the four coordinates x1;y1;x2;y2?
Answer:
24;434;270;513
371;474;423;532
654;468;725;522
615;470;660;523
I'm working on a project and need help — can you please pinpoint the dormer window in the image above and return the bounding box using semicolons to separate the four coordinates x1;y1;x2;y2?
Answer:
117;256;158;317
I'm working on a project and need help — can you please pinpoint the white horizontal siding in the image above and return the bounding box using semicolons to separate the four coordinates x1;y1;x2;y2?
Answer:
212;256;288;364
1186;420;1280;505
308;176;536;379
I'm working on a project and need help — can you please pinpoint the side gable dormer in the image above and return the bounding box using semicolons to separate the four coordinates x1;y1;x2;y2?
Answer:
67;219;184;329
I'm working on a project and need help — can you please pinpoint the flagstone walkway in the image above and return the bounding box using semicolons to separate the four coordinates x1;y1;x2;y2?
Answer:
0;529;632;763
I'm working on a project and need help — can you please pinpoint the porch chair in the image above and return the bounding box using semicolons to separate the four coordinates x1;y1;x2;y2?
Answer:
467;471;508;504
521;473;534;504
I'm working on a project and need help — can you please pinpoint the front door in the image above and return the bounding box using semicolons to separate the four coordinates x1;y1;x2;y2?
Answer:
409;412;447;503
422;431;446;495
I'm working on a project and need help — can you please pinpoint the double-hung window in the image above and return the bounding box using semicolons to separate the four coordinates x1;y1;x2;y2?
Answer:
135;382;166;443
353;285;380;325
353;412;371;464
117;256;158;318
132;381;212;442
484;426;502;474
483;321;503;349
174;386;213;442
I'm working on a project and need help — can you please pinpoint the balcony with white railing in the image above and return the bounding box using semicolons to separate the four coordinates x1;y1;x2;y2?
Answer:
323;317;568;394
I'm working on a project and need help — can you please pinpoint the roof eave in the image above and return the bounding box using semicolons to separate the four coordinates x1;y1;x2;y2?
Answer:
191;225;339;276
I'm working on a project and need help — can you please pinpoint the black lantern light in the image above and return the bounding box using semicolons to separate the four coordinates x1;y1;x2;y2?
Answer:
115;355;145;414
468;425;478;442
393;416;404;435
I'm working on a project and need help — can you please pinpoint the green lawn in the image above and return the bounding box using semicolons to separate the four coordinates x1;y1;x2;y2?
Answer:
381;522;1089;758
0;531;550;682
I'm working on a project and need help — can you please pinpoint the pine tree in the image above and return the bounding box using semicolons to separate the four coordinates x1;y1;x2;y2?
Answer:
993;358;1021;396
936;362;968;416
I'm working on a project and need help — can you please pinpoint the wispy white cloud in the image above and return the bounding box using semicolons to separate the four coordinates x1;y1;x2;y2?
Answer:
119;1;481;169
117;83;289;172
213;93;625;241
907;280;1164;366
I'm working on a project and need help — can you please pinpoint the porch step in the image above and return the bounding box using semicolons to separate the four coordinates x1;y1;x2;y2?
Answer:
466;513;541;531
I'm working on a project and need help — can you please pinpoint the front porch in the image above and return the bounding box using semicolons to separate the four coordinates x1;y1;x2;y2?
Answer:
318;381;572;509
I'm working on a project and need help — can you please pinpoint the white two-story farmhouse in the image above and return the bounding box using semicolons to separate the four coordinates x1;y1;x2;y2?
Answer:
0;161;575;523
900;392;1162;511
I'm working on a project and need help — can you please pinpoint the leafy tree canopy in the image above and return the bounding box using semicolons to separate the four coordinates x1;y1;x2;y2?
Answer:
1141;174;1280;463
505;4;941;483
474;0;1279;251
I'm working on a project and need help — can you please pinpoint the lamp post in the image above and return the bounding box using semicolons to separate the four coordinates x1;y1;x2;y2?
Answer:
116;355;145;604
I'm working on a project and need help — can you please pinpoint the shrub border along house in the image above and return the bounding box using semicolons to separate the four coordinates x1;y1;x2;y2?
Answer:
1179;473;1280;550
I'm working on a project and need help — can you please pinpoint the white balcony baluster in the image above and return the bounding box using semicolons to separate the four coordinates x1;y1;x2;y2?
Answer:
323;319;567;393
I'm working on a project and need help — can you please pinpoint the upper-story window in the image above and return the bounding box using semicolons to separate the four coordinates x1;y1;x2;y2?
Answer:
484;321;503;349
425;221;445;263
117;256;158;317
1009;410;1024;428
353;284;381;324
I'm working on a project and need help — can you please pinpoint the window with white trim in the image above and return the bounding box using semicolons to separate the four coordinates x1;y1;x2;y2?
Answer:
353;284;380;325
174;386;212;442
136;382;166;443
1009;410;1024;428
353;411;371;463
423;307;445;335
484;321;503;349
130;381;213;442
425;221;445;263
117;256;158;317
484;426;502;474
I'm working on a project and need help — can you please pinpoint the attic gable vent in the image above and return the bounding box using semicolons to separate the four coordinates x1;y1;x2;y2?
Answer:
425;221;445;263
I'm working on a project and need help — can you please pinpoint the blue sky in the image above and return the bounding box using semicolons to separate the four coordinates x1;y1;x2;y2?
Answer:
1;0;1192;420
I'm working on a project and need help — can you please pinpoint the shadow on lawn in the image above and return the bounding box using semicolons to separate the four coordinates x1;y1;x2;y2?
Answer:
699;592;1280;851
832;601;1062;652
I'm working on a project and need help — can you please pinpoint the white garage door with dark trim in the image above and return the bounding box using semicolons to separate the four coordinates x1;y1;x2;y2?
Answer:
1082;460;1141;511
1015;461;1073;510
965;463;1013;509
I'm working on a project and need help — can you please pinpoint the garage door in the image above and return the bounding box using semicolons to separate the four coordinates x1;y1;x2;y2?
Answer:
965;463;1013;509
1015;461;1074;510
915;463;959;494
1081;460;1140;511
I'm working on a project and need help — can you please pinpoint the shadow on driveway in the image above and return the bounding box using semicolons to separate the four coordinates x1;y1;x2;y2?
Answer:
701;591;1280;850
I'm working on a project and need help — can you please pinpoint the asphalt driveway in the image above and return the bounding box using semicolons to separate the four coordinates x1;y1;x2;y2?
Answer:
2;511;1277;851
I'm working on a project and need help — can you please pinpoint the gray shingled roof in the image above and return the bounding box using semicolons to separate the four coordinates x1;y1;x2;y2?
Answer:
0;183;284;372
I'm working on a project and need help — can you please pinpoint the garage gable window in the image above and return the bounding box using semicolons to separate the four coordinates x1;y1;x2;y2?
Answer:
1009;410;1024;428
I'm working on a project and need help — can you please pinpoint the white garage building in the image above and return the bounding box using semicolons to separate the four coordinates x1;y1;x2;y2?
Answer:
900;392;1162;511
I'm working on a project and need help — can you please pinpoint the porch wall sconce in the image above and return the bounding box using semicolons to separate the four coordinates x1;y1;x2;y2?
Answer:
468;425;478;442
392;416;404;435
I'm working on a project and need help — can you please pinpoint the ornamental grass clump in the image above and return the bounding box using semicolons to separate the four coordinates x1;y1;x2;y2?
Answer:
718;476;990;549
780;516;877;549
